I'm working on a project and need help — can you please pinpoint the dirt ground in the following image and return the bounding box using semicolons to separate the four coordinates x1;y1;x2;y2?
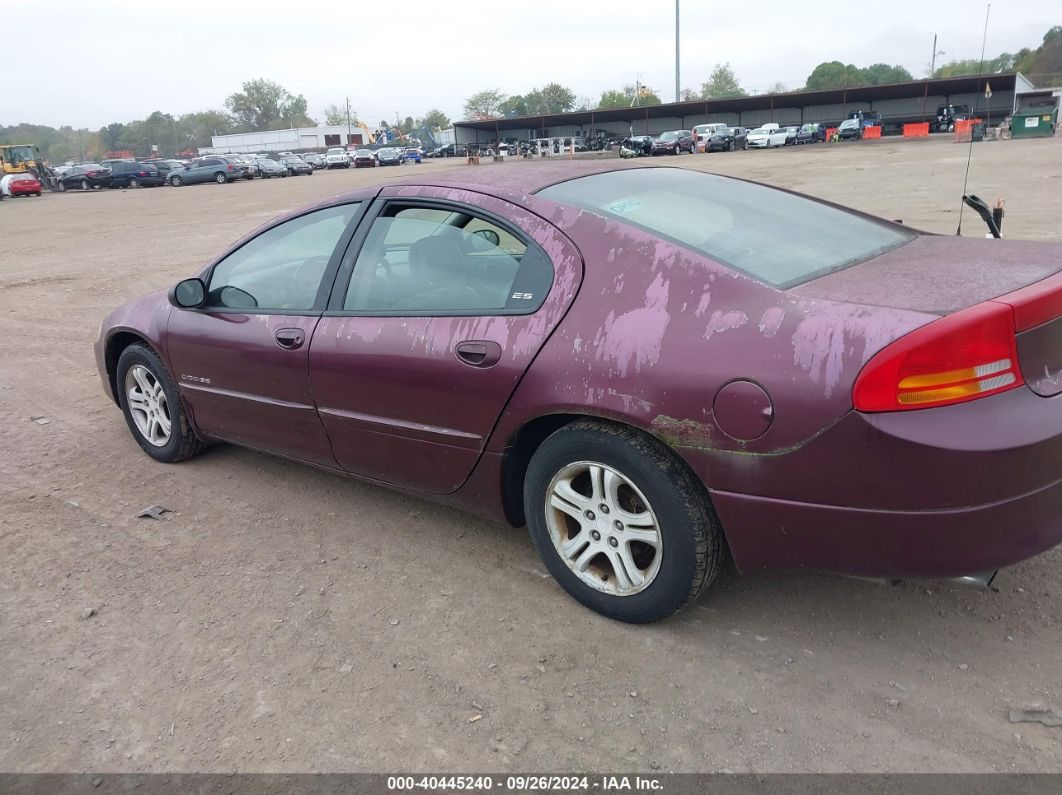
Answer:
1;136;1060;774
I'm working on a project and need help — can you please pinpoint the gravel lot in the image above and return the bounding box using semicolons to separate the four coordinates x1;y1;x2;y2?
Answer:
1;136;1060;774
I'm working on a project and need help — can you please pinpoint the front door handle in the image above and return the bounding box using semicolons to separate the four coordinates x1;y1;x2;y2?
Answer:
274;328;305;350
455;340;502;368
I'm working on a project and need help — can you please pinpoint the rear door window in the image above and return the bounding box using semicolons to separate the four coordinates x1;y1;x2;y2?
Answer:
341;203;553;315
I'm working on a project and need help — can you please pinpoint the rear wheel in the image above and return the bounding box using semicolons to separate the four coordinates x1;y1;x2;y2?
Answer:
80;178;89;190
128;177;139;189
116;344;205;464
524;420;723;623
58;180;66;192
214;172;226;184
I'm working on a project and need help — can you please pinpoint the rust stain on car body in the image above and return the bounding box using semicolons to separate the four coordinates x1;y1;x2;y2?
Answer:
650;415;716;450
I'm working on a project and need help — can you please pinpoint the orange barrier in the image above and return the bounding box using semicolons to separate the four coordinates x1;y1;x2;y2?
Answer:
825;127;838;141
904;122;930;137
954;118;982;135
862;125;882;139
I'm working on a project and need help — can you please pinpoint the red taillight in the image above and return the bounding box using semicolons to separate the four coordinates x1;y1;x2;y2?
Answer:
853;301;1024;412
138;170;147;176
227;164;234;171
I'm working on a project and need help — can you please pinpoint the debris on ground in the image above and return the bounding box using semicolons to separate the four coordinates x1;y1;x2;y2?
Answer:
469;714;482;723
30;416;50;425
1008;708;1062;726
136;505;172;520
80;607;98;620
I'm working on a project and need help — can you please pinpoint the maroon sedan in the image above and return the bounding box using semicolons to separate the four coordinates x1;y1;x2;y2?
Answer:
95;163;1062;623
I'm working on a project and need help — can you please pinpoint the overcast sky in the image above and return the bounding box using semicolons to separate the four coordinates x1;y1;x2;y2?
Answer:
4;0;1054;129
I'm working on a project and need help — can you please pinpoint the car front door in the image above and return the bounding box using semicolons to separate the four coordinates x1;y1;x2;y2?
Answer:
166;201;365;465
307;187;583;494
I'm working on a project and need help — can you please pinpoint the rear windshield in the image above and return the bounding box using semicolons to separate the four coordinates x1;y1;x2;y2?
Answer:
537;168;914;288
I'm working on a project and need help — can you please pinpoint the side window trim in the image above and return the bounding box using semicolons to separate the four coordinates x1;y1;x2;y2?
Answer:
195;200;368;316
324;196;551;317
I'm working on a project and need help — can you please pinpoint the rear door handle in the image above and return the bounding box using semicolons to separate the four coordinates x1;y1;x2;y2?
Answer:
455;340;502;368
274;328;305;350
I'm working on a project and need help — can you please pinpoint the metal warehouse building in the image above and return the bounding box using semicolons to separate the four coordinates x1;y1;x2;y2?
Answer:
201;124;374;155
453;73;1038;144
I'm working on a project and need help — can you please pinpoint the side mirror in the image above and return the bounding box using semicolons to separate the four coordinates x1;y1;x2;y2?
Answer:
169;277;206;308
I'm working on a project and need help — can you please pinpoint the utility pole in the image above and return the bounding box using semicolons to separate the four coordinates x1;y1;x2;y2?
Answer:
930;33;945;76
671;0;679;102
346;97;351;143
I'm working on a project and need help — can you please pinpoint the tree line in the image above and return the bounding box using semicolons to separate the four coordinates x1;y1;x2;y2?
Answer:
4;26;1057;161
0;78;453;163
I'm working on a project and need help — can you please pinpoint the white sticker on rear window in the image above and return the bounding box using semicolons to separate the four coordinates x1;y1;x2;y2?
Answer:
608;198;643;214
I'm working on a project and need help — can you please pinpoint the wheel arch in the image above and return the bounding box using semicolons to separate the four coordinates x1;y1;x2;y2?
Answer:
499;411;716;530
104;330;160;405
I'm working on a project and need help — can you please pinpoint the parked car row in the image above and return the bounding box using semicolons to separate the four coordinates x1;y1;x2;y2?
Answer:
56;161;165;191
324;146;425;168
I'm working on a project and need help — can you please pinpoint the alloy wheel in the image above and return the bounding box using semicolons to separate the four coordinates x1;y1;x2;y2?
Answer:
124;364;171;447
544;461;663;596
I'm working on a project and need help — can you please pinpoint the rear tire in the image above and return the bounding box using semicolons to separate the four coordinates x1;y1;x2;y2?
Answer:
524;420;723;623
214;172;226;184
128;178;139;189
116;344;205;464
80;178;89;190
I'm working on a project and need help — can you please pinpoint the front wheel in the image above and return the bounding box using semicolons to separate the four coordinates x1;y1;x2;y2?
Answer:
169;175;183;186
524;420;724;623
116;344;205;463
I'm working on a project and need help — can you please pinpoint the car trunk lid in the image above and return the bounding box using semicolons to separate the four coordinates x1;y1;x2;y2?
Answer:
794;235;1062;398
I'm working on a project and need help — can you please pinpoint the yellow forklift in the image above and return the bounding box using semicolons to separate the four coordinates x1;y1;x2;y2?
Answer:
0;144;57;190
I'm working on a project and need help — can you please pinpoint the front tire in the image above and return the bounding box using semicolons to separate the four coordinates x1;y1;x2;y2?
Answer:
116;344;205;463
169;175;183;186
524;420;723;623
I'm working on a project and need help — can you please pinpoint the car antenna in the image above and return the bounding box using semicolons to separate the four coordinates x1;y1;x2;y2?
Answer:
956;3;992;237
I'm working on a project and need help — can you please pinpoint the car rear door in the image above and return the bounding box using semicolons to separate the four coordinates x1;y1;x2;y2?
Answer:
307;187;583;493
166;201;366;465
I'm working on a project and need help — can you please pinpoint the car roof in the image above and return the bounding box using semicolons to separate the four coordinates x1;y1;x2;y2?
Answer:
324;160;680;208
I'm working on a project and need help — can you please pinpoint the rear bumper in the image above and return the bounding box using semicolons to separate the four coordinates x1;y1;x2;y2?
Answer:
711;476;1062;578
685;386;1062;578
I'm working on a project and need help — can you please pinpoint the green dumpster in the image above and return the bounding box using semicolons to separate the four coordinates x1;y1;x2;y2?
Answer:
971;122;985;141
1011;111;1057;139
